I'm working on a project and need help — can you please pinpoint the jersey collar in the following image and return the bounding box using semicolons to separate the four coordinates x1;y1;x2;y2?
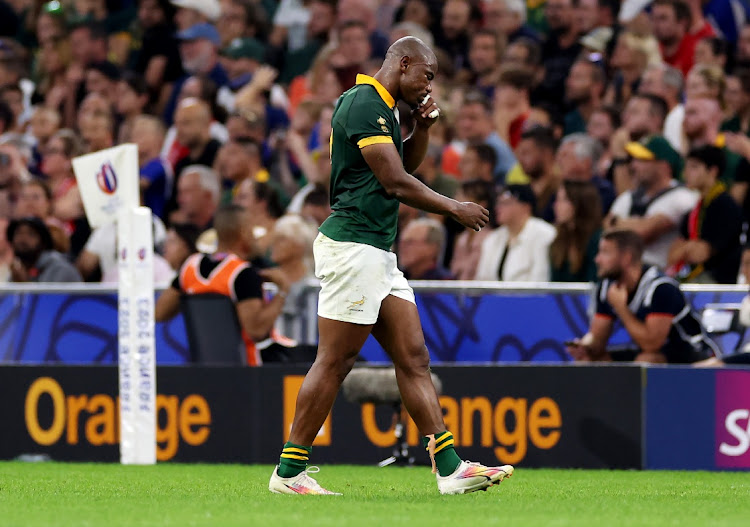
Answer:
356;74;396;109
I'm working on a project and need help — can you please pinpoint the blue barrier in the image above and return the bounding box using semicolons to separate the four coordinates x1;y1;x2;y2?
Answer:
646;367;750;470
0;283;746;364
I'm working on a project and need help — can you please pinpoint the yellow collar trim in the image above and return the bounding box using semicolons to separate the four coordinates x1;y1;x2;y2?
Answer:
356;74;396;109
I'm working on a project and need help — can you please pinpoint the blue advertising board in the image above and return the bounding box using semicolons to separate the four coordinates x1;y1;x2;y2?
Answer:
0;287;746;365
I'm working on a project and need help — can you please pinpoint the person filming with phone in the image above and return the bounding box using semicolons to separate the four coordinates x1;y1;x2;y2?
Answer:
566;229;718;364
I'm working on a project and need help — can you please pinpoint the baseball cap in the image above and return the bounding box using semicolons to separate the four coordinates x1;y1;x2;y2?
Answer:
176;23;221;47
501;184;536;210
625;135;684;178
221;38;266;62
170;0;221;21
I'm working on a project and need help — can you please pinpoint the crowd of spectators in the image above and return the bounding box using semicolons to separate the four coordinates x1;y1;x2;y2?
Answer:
1;0;750;298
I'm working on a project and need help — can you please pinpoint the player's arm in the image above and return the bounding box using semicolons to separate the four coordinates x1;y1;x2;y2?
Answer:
361;143;488;230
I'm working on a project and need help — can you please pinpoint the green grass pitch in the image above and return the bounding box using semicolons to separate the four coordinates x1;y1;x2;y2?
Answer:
1;462;748;526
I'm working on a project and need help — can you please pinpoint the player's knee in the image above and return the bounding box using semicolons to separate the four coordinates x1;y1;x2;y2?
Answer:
315;348;358;382
399;342;430;373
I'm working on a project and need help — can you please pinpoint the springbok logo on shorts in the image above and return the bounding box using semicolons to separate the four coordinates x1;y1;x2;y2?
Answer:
347;296;366;311
96;161;118;194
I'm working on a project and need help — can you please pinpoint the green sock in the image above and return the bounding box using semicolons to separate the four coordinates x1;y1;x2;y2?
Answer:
278;442;311;478
422;431;461;476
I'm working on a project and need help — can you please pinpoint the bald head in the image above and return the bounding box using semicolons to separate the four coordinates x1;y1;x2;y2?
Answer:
214;203;249;247
386;36;436;65
175;97;211;149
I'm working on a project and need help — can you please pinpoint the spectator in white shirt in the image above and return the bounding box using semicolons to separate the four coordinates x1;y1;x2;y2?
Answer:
605;135;698;268
475;184;556;281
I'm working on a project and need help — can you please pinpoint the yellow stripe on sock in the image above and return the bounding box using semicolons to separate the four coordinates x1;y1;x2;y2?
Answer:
283;447;310;455
434;439;454;453
435;433;453;446
280;454;308;461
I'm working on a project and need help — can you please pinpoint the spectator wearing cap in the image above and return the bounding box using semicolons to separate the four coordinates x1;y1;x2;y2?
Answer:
684;97;742;183
114;72;149;143
171;0;221;31
474;184;556;281
217;37;267;111
556;133;616;214
7;217;81;283
563;59;605;136
164;22;229;124
605;135;699;269
667;145;743;284
131;115;171;220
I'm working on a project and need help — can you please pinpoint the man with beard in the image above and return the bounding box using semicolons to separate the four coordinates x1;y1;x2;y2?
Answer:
468;29;504;100
605;135;697;268
566;228;718;363
514;127;558;222
7;217;81;283
539;0;582;109
563;59;605;135
164;23;229;124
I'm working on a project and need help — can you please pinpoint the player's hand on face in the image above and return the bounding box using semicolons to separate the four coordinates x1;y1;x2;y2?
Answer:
412;95;439;128
453;201;490;231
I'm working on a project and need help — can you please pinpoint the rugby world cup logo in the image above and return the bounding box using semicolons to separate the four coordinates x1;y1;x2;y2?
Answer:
97;161;118;194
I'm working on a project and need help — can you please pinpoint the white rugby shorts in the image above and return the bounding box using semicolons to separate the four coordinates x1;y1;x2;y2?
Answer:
314;233;415;324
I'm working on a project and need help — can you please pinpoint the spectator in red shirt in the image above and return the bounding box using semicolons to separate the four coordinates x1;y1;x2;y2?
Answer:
651;0;713;77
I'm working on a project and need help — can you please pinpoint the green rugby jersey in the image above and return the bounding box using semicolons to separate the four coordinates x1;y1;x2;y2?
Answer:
319;74;404;251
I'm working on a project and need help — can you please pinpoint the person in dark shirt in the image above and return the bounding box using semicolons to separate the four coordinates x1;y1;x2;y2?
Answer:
539;0;582;109
668;145;743;284
567;229;718;363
